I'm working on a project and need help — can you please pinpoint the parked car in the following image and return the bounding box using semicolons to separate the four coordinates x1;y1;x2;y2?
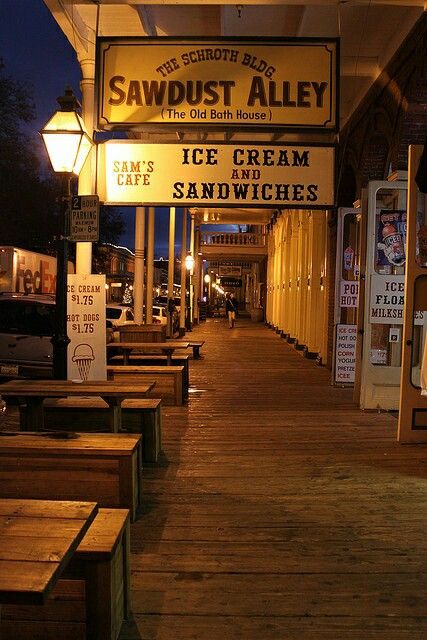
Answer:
152;304;179;332
106;304;134;328
152;304;178;330
151;304;168;325
0;292;114;378
0;292;56;377
139;304;179;332
106;319;115;344
155;295;183;312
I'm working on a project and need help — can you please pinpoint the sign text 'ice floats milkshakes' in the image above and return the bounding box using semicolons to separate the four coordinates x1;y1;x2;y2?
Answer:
97;142;335;208
97;38;338;130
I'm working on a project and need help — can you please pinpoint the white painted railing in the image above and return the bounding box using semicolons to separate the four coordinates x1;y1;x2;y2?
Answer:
201;232;265;246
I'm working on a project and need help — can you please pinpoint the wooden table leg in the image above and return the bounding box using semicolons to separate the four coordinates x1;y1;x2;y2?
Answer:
22;398;45;431
104;398;122;433
163;349;173;366
123;517;131;619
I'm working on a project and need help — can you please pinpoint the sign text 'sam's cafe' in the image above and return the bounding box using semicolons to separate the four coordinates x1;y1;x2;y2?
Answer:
97;142;336;208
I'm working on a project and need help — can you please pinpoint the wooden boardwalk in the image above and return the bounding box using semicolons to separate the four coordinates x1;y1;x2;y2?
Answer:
121;317;427;640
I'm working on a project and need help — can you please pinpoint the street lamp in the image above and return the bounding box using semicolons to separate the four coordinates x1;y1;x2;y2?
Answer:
185;253;195;271
40;88;93;379
203;273;211;307
184;253;195;330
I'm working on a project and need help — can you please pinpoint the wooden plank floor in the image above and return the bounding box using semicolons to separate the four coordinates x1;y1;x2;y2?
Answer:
120;316;427;640
1;316;426;638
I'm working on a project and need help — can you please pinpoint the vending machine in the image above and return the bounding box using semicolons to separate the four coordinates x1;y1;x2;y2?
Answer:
398;145;427;442
333;208;361;386
357;177;409;410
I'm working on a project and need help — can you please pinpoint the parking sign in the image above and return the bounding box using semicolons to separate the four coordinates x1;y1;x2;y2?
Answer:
70;195;99;242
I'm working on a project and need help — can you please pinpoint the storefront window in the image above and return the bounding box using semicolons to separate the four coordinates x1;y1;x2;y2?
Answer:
370;187;407;366
375;209;406;275
411;190;427;385
410;281;427;387
416;195;427;267
340;212;360;326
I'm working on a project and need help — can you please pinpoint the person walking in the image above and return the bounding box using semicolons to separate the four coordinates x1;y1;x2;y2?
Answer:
225;293;236;328
231;294;239;323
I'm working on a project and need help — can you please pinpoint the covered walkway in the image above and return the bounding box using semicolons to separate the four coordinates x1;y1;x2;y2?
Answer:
121;317;427;640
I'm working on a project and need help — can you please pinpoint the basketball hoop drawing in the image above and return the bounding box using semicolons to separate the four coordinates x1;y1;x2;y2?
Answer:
72;343;95;381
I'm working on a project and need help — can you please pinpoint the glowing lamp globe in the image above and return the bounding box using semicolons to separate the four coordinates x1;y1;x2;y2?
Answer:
185;254;195;271
40;88;93;175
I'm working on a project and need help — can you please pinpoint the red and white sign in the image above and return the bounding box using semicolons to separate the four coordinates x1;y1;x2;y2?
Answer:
335;324;357;383
339;280;359;308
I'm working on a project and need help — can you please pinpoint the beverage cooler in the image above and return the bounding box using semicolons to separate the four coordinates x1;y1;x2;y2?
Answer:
333;208;361;386
398;146;427;442
356;178;409;410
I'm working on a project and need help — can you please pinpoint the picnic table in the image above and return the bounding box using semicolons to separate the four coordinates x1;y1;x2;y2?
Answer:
0;498;98;606
0;379;155;433
169;339;205;359
108;341;190;366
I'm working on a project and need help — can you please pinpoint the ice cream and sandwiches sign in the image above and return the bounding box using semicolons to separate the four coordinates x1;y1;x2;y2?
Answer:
96;37;338;130
97;141;335;208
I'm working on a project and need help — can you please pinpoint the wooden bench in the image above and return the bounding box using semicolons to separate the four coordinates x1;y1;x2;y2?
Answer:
2;508;130;640
0;433;143;521
119;323;166;342
187;340;205;359
107;364;185;406
19;397;162;463
109;353;190;392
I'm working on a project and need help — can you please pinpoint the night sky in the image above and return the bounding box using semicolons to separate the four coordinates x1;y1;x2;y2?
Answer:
0;0;194;256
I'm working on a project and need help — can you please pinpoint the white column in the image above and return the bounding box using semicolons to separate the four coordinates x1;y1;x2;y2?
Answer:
179;208;187;335
193;226;201;324
167;207;176;337
189;214;195;328
254;262;260;307
76;58;96;275
133;207;145;325
146;207;155;324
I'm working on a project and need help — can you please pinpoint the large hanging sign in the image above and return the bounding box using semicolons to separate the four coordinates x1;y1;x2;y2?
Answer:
96;37;338;131
219;265;242;277
97;141;335;208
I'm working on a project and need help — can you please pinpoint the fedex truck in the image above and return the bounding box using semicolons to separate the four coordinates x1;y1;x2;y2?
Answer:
0;246;74;294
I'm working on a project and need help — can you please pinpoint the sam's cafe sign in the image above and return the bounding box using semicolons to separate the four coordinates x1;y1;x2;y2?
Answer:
97;142;335;208
96;37;338;130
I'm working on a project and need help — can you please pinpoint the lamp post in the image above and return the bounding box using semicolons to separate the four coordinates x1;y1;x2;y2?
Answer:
204;272;210;304
185;252;195;331
40;88;93;379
